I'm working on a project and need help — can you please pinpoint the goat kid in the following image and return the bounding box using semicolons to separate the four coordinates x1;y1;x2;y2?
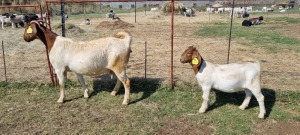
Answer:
180;46;266;118
23;21;132;105
249;16;264;25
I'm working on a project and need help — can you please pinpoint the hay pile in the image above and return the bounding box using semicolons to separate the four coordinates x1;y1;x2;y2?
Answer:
96;20;134;30
160;1;184;15
52;23;85;34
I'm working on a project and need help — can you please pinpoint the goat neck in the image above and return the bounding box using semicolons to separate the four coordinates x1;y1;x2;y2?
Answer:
190;50;204;75
35;24;57;52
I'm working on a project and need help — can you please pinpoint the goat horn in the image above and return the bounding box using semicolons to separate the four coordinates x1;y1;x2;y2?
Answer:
29;20;42;27
37;20;46;23
29;20;47;32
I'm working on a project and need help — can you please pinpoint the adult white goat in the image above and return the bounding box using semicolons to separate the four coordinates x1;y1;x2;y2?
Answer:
180;46;266;118
23;21;132;105
0;15;9;29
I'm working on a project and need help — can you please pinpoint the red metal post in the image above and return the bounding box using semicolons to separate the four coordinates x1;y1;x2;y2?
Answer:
46;2;52;30
170;0;174;90
41;4;57;85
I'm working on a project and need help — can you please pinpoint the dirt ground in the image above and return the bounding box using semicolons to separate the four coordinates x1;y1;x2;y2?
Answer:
0;11;299;134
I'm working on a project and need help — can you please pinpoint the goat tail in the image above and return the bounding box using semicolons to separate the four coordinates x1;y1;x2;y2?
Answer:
114;31;132;50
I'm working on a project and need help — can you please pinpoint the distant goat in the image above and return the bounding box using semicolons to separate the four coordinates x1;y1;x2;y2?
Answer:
106;10;120;20
10;14;26;28
180;46;266;118
249;16;264;25
0;14;11;29
23;13;39;23
182;7;195;17
242;16;263;27
0;13;25;29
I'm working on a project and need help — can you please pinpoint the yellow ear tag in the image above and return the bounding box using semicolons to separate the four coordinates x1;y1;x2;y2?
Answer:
192;58;199;65
27;26;33;34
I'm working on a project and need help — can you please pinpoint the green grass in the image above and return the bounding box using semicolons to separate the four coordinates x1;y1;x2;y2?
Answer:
0;80;299;134
268;17;300;23
196;20;300;53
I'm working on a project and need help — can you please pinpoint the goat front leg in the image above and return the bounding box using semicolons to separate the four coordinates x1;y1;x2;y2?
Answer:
57;70;67;103
12;23;16;29
76;73;89;98
199;86;211;113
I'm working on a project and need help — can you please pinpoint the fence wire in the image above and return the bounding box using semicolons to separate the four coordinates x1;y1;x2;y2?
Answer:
0;1;299;91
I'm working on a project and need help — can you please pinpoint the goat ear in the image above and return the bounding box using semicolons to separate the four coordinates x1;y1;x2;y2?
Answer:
189;45;194;48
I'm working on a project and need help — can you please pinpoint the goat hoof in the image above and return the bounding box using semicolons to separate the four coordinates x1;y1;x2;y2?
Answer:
84;94;89;98
258;113;265;119
199;109;206;113
239;106;246;110
57;100;64;103
84;90;89;98
122;100;129;105
111;91;117;96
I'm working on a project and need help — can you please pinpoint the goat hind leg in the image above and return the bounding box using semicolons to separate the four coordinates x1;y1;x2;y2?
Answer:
114;71;130;105
239;89;252;110
111;79;122;96
252;91;266;119
76;74;89;98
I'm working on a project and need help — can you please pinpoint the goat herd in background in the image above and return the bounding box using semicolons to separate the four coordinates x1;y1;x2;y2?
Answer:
206;6;264;27
1;5;264;29
0;12;68;29
0;6;266;119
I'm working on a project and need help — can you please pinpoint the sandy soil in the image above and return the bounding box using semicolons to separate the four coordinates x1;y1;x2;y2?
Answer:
0;12;299;93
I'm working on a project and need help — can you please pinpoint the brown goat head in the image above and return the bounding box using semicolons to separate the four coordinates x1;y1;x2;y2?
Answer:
180;46;201;64
23;21;42;42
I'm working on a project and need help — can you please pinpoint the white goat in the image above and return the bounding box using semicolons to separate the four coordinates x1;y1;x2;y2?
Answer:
23;21;132;105
206;7;214;13
0;14;12;29
150;8;159;12
180;46;266;118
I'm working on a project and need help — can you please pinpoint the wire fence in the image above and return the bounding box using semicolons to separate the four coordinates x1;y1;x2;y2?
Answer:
0;1;299;91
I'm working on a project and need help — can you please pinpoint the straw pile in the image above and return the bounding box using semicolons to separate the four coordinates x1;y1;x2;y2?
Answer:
52;23;85;34
160;1;184;15
96;20;134;30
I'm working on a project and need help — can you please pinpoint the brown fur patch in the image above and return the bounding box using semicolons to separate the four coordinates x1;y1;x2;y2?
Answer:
113;34;125;39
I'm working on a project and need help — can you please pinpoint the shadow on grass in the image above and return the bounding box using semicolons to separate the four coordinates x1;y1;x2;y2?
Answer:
207;88;276;118
91;75;163;104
